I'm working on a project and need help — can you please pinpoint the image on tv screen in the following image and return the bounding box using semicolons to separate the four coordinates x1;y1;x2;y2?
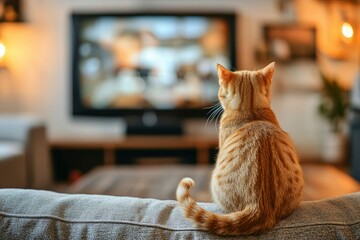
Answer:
74;14;234;110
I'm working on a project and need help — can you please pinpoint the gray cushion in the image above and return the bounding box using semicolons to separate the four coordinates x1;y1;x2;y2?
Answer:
0;189;359;239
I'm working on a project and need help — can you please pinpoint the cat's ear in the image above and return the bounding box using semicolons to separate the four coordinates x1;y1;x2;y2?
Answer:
260;62;275;85
217;64;234;85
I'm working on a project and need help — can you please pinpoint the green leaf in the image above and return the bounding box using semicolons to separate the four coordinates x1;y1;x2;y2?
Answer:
318;73;349;132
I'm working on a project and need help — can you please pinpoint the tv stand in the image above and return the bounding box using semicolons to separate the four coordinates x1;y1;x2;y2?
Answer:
125;112;183;135
50;134;218;181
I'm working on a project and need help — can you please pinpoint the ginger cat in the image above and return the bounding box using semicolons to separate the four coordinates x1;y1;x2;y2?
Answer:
176;63;304;236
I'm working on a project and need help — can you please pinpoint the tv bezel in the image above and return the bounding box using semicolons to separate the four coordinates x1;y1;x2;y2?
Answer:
71;11;237;118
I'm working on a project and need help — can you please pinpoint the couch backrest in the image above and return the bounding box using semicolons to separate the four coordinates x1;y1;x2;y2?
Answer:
0;189;359;239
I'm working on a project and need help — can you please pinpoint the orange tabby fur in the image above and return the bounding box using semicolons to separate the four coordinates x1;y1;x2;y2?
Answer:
176;62;304;236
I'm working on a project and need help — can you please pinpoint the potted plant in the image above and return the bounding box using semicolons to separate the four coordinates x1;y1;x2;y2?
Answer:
318;73;350;163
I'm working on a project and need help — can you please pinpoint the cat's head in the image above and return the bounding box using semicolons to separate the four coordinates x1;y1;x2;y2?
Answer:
217;62;275;111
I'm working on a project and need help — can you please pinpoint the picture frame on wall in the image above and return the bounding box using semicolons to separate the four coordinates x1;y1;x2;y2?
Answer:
263;24;317;62
0;0;22;22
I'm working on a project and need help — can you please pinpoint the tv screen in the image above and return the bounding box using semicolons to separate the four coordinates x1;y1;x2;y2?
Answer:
72;12;236;118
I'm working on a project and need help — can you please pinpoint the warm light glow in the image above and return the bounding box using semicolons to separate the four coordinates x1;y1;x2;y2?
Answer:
341;22;354;40
0;42;5;59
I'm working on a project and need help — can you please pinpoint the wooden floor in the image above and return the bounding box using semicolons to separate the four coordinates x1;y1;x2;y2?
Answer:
66;163;360;202
302;164;360;200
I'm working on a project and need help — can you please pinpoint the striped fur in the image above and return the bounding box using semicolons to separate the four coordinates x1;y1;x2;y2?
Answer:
176;63;304;236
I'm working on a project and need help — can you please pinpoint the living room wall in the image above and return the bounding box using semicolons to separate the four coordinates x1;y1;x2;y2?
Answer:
0;0;289;138
0;0;357;140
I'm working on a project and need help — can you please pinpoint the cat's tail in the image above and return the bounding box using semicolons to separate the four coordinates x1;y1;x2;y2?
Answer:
176;177;275;236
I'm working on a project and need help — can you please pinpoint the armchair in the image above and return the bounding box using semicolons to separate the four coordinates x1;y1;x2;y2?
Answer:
0;115;52;189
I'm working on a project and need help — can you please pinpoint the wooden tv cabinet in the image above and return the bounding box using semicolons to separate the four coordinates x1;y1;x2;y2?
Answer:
50;135;218;181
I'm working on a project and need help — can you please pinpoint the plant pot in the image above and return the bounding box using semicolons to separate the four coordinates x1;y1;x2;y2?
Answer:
320;131;347;163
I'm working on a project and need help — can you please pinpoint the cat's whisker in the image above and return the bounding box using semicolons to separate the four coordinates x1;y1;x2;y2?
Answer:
206;105;221;126
206;105;223;127
213;107;224;127
216;109;223;123
206;103;221;115
204;102;220;110
205;110;215;126
206;110;220;123
206;110;218;126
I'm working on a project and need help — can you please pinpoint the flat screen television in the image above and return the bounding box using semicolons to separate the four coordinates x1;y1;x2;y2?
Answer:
71;12;237;135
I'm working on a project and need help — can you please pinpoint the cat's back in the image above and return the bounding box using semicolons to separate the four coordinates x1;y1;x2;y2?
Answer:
222;120;293;151
217;120;296;175
214;120;303;214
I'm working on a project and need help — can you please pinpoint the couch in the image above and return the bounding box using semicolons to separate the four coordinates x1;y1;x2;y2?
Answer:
0;115;52;189
0;188;359;239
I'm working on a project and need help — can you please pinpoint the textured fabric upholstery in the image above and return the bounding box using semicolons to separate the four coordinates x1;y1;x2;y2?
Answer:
0;115;52;189
0;189;359;239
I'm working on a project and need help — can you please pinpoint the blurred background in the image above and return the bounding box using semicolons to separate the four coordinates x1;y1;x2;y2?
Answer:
0;0;360;194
